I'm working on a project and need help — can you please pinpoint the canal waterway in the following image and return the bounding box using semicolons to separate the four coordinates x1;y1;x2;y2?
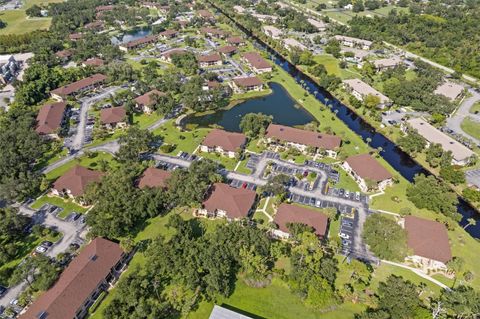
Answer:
209;2;480;237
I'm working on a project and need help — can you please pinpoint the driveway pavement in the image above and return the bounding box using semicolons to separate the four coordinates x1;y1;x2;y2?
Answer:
446;89;480;145
152;151;377;262
71;86;121;151
0;205;85;308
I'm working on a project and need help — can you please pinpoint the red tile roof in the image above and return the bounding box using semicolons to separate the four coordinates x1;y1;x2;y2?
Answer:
218;45;237;54
345;154;392;182
202;129;246;152
19;238;124;319
95;5;115;12
227;36;244;45
55;49;74;59
50;74;107;98
200;27;226;36
35;102;67;135
159;29;177;37
84;20;103;29
134;89;166;106
265;124;342;150
121;35;157;49
53;165;103;197
242;52;271;70
274;203;329;237
138;167;172;189
100;106;126;124
83;58;104;67
198;9;213;18
69;33;83;40
202;183;256;219
405;216;452;264
233;76;263;87
198;53;222;63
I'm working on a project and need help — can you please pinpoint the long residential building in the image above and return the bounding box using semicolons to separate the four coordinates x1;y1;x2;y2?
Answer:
50;74;107;100
19;238;128;319
200;129;247;158
272;203;329;239
119;35;157;52
264;124;342;158
342;154;393;192
401;216;452;271
343;79;391;108
333;35;372;50
197;183;257;220
406;118;474;165
35;102;67;139
241;52;272;73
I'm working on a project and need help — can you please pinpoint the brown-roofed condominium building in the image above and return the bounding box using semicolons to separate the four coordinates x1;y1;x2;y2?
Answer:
100;106;127;129
227;36;245;46
50;74;107;101
118;35;157;52
342;154;393;192
35;102;67;139
137;167;172;189
272;203;329;239
52;165;103;201
230;76;264;94
200;129;247;158
401;216;452;270
241;52;272;73
197;183;257;220
264;124;342;158
134;89;167;114
19;238;129;319
198;53;223;67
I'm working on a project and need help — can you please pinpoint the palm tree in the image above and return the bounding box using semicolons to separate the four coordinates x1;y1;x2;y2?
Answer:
366;137;372;146
463;218;477;230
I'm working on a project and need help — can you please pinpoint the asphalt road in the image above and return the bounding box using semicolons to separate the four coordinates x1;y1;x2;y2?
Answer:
71;86;121;151
446;89;480;145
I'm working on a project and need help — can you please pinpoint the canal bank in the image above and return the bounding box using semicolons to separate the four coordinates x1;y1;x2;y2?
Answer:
207;0;480;237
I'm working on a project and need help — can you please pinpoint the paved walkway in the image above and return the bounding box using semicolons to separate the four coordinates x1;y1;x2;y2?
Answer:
446;89;480;144
381;260;450;290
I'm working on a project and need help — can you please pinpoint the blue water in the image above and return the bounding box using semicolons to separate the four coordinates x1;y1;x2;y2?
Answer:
110;27;152;44
206;3;480;238
187;82;315;131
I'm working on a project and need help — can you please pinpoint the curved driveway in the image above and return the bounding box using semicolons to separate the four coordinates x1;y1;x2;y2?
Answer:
446;89;480;145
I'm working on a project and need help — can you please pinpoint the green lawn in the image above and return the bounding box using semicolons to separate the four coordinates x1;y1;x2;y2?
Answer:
235;156;252;174
45;152;115;181
470;101;480;114
369;263;443;298
460;117;480;140
189;277;366;319
155;120;210;155
0;231;62;286
307;55;360;79
334;167;361;192
198;151;238;170
31;195;88;219
0;0;63;35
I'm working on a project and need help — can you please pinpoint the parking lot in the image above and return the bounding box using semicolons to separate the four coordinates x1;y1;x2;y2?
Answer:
466;169;480;189
328;187;368;204
229;178;257;191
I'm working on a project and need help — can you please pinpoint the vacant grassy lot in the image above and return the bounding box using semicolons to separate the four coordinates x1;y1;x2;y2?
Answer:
461;117;480;140
0;0;63;35
155;120;210;155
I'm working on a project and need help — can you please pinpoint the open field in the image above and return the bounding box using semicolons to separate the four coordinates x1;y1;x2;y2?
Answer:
0;0;63;35
470;101;480;114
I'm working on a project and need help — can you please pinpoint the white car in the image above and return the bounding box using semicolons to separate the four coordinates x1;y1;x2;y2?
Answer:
35;246;47;254
339;233;350;239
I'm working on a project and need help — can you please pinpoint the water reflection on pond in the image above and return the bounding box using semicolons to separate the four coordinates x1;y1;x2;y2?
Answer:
186;82;316;132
